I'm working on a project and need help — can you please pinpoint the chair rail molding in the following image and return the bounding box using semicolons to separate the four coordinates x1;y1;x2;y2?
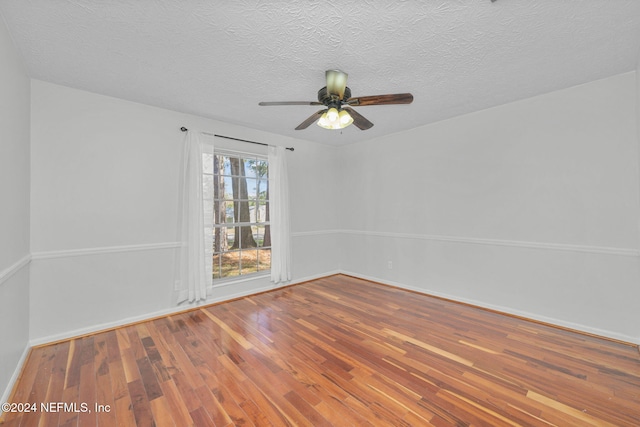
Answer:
339;229;640;257
0;254;31;286
30;242;182;260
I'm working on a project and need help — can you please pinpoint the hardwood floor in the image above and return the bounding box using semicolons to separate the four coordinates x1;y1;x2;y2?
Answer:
2;274;639;426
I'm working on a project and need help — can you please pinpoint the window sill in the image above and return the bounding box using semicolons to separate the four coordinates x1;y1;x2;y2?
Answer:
211;272;271;289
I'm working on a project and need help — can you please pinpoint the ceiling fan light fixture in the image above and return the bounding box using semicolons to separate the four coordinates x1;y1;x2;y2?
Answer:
317;107;352;130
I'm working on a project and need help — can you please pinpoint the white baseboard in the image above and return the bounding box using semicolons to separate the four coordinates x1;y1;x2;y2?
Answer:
340;270;640;346
289;270;342;284
1;344;30;405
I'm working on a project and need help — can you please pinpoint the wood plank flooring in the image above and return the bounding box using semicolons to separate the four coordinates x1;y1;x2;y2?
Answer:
2;274;639;426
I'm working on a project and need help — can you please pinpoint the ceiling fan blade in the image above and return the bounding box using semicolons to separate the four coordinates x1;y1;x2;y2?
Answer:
343;107;373;130
326;70;348;99
295;109;326;130
259;101;323;106
347;93;413;106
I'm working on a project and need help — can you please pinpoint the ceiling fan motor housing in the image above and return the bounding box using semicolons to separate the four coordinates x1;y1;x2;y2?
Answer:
318;86;351;107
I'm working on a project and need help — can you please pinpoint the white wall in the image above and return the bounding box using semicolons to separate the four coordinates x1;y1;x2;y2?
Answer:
0;16;31;403
338;72;640;343
29;80;339;343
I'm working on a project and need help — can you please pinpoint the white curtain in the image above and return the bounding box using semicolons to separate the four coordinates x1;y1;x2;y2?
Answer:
176;130;213;303
268;146;292;283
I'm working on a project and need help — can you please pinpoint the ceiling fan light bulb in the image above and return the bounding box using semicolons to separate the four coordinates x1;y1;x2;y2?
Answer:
326;107;339;123
339;110;353;126
317;112;332;129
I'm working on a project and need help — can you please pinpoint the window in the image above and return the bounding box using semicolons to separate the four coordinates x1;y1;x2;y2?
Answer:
203;150;270;280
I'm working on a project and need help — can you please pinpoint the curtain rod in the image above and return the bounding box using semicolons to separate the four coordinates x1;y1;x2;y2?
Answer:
180;127;294;151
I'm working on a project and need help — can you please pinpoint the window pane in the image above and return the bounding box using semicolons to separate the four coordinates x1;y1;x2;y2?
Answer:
248;200;255;223
250;200;266;223
257;248;271;271
213;200;226;225
246;178;257;200
236;201;252;223
263;225;271;248
236;250;257;275
255;160;268;178
253;225;265;247
217;251;241;278
212;254;222;279
238;225;257;249
257;179;267;198
255;202;267;224
220;226;234;249
223;177;233;200
213;154;223;175
233;200;249;222
244;159;257;179
228;157;243;178
212;178;223;202
213;226;230;253
224;203;235;223
222;156;232;175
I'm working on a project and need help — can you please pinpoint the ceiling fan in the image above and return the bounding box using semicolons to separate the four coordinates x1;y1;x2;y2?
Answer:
258;70;413;131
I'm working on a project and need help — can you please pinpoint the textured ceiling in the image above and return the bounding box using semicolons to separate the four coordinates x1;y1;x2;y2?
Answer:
2;1;640;145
